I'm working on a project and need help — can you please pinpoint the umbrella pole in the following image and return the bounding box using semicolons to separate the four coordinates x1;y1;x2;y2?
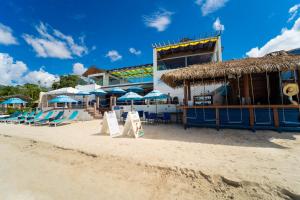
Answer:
156;99;158;114
131;100;133;112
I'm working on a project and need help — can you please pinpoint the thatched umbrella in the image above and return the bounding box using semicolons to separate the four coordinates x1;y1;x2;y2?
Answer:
161;51;300;88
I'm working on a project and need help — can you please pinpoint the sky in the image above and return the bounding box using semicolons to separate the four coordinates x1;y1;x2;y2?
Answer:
0;0;299;87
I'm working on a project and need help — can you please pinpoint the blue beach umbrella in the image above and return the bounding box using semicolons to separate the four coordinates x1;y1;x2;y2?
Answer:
1;98;27;105
76;91;91;96
143;90;168;100
108;87;126;94
118;92;143;111
49;95;78;104
144;90;168;113
127;86;144;93
90;89;107;96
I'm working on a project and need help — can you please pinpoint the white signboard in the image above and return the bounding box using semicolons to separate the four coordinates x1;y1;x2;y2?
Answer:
122;111;144;138
101;111;121;138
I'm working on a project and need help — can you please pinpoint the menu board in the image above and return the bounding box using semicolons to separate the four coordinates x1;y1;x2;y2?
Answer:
193;95;213;105
123;111;144;138
101;111;121;138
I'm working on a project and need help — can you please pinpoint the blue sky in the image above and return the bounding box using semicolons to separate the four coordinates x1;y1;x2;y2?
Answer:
0;0;299;87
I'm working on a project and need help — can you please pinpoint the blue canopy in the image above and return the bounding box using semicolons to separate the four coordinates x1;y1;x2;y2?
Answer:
49;95;78;103
0;98;27;105
90;89;107;96
143;90;168;100
118;92;143;101
126;86;144;93
108;87;126;94
75;91;91;96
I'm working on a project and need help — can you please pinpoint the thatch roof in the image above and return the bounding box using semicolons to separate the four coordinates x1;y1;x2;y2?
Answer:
161;51;300;88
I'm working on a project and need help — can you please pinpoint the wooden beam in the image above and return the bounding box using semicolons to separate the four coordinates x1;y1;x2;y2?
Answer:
187;80;191;101
273;108;279;129
215;108;220;129
243;74;250;105
183;80;188;106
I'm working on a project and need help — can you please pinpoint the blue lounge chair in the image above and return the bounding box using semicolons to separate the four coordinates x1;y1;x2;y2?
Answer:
34;111;54;125
49;111;79;127
25;111;44;124
49;111;64;122
14;111;35;124
5;111;28;123
0;111;21;122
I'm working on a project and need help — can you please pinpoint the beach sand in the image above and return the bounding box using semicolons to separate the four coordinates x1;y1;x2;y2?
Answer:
0;120;299;199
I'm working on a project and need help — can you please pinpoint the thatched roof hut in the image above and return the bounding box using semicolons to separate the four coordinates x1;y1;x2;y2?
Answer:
161;51;300;88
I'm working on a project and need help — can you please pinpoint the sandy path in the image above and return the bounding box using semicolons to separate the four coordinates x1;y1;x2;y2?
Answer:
0;121;299;198
0;135;297;200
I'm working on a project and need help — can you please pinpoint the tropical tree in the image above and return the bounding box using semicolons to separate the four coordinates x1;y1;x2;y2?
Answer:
52;75;80;89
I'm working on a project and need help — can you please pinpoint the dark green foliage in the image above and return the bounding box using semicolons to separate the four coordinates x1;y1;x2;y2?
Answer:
52;75;80;89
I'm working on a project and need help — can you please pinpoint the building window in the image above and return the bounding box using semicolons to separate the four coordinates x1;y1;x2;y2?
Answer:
90;76;104;86
157;53;214;71
187;53;213;66
157;57;186;71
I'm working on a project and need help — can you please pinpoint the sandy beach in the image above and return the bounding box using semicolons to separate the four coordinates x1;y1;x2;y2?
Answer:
0;120;299;199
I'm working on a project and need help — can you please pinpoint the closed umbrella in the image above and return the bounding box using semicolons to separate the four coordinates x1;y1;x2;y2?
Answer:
118;92;143;111
143;90;168;113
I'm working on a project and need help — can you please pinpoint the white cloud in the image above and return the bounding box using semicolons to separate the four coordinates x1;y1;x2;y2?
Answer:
0;53;27;85
23;68;59;88
143;9;173;32
0;23;18;45
23;22;88;59
213;17;225;31
105;50;122;62
72;62;87;75
0;52;58;88
288;4;300;22
246;17;300;57
195;0;229;16
129;47;141;55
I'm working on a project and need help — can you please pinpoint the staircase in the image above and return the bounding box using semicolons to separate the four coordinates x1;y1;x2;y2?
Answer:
85;107;102;119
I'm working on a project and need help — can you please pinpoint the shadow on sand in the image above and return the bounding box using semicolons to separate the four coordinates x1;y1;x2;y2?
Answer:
140;124;299;149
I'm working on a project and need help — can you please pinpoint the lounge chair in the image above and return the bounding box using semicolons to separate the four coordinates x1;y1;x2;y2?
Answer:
13;111;35;124
0;111;21;122
34;111;54;125
5;111;28;123
49;111;79;127
36;111;64;125
25;111;44;124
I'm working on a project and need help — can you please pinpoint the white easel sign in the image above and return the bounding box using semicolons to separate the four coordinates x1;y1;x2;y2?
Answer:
122;111;144;138
101;111;122;138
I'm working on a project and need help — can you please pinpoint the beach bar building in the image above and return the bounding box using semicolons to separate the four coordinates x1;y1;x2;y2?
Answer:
161;51;300;132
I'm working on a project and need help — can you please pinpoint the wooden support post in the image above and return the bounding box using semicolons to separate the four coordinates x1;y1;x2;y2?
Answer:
273;108;279;129
187;81;191;101
96;96;100;109
183;80;188;106
243;74;250;105
243;74;254;129
215;108;220;130
249;108;254;130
